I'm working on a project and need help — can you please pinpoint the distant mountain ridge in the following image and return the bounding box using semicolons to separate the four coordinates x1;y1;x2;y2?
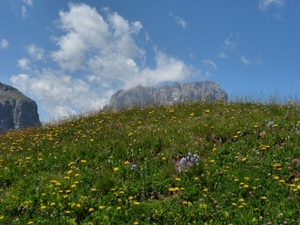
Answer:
0;82;41;132
106;80;228;109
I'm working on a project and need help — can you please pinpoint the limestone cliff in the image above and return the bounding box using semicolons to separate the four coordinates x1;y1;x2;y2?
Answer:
107;81;228;109
0;82;41;132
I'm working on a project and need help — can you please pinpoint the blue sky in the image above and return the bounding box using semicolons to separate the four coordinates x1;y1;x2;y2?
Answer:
1;0;299;121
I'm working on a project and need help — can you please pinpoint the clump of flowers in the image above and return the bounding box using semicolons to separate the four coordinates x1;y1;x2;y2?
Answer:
266;121;274;127
178;151;200;172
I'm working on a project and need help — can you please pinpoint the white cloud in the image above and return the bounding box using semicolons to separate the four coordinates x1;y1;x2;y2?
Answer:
11;3;198;120
218;52;226;58
256;56;263;65
136;49;194;88
26;44;45;60
22;6;27;18
169;12;187;28
218;33;238;58
145;31;150;43
22;0;33;6
241;55;252;65
258;0;285;10
202;60;218;69
10;70;107;119
18;58;31;70
0;39;9;49
224;34;236;49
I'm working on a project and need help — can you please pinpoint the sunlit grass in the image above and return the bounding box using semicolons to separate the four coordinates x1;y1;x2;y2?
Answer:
0;100;300;224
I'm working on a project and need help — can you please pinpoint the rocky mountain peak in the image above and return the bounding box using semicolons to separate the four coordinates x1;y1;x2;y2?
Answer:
0;82;41;132
107;80;228;109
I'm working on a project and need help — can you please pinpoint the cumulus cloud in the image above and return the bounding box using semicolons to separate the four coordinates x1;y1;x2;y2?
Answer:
11;70;107;119
202;60;218;69
18;58;31;70
11;3;198;120
26;44;45;60
169;12;187;28
0;39;9;49
258;0;285;10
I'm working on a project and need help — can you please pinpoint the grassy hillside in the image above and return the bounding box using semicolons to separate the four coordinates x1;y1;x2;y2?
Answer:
0;101;300;224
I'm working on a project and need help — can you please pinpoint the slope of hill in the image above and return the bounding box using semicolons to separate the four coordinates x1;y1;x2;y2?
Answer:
0;101;300;224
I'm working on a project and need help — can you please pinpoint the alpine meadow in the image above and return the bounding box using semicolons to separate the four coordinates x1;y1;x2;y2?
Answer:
1;100;300;224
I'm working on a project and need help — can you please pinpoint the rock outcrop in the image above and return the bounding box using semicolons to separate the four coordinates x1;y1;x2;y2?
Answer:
0;82;41;132
107;80;228;109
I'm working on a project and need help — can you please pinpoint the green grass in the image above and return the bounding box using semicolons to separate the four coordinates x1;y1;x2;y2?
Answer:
0;101;300;224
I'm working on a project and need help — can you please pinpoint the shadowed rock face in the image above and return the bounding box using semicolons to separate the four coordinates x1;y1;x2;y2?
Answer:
0;82;41;132
107;81;228;109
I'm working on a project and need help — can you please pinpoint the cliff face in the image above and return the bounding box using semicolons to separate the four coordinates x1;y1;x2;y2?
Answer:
107;81;228;109
0;82;41;132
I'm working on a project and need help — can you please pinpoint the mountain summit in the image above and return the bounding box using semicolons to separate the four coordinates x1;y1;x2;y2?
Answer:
0;82;41;132
107;81;228;109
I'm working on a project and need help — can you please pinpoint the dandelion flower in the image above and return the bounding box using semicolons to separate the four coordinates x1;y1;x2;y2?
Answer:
88;208;94;212
260;196;267;200
124;160;130;165
114;167;119;172
99;205;106;209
